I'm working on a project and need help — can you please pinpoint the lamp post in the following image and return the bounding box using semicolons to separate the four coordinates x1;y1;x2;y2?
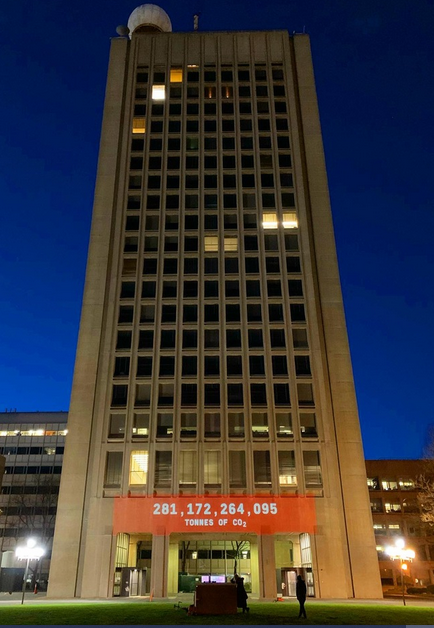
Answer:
385;538;415;606
15;538;45;605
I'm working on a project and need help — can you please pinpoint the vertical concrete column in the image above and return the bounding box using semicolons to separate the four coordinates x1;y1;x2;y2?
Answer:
258;535;277;599
151;535;168;598
250;537;260;598
167;537;179;596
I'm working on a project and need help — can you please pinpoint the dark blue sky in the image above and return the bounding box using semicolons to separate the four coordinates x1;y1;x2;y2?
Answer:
1;1;433;459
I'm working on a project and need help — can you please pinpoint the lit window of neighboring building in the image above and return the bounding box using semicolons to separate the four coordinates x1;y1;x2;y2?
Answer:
170;68;183;82
129;450;148;485
152;85;165;100
224;237;238;252
399;478;415;490
278;451;297;486
381;480;399;491
262;213;278;229
283;212;298;229
204;236;219;252
204;450;221;487
179;450;197;488
132;118;146;134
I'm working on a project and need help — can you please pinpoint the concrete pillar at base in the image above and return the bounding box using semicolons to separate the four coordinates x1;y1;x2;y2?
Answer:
151;535;168;597
167;538;179;596
250;537;260;598
259;535;277;599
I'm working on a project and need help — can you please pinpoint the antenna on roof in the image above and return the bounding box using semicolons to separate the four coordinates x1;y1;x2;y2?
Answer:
194;13;201;31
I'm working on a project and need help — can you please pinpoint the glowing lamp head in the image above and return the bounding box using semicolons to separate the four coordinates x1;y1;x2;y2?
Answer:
395;538;405;549
27;538;37;549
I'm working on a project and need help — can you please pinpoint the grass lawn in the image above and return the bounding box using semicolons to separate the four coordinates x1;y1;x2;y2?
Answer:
0;601;433;625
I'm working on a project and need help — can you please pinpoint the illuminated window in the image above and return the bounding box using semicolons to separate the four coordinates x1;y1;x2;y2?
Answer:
132;413;149;437
399;478;415;490
384;500;401;513
373;523;387;535
204;450;221;487
276;412;293;438
129;450;148;485
132;118;146;134
262;213;278;229
224;237;238;252
367;476;379;490
152;85;166;100
278;451;297;486
252;412;268;437
204;236;219;252
303;451;322;488
283;212;298;229
381;479;399;491
180;413;197;439
179;450;197;488
170;68;183;83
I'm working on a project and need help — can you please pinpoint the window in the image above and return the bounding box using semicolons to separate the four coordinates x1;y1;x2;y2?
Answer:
228;413;244;438
132;118;146;134
132;413;149;438
138;330;154;350
205;257;218;274
266;257;280;274
152;85;165;100
384;499;402;513
283;212;298;228
205;236;219;252
183;305;197;324
104;452;123;488
114;356;130;377
108;414;126;439
136;356;152;378
290;304;305;322
224;237;238;252
267;280;282;297
272;355;288;376
205;413;221;437
250;383;267;405
274;383;290;406
181;383;197;406
226;304;240;322
204;383;220;405
184;258;198;274
182;355;197;376
279;451;297;486
245;258;259;274
154;451;172;488
204;451;221;488
159;355;175;377
367;477;380;490
300;413;318;438
225;281;239;298
227;355;242;376
270;329;286;348
276;412;293;438
252;412;268;437
295;356;311;377
228;383;244;405
179;451;197;488
205;281;219;298
158;382;174;405
268;303;284;322
225;258;239;274
370;498;383;513
170;67;183;82
160;330;176;349
381;480;399;491
249;355;265;376
247;304;262;323
254;451;271;487
303;451;322;488
135;384;151;407
157;413;173;438
293;329;308;349
229;451;246;489
205;304;219;323
288;280;303;297
205;329;219;349
111;385;128;407
298;383;314;406
180;413;197;439
226;329;241;348
129;451;148;485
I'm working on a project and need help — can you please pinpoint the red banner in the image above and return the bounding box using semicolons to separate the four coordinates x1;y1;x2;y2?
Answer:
113;495;316;535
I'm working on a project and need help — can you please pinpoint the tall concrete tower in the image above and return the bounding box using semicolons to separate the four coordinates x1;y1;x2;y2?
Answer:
49;4;382;599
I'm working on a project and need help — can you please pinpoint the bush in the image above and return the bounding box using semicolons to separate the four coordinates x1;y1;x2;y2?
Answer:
406;586;427;595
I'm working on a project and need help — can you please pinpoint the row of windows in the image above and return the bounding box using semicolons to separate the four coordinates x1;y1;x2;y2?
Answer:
370;497;419;514
113;354;311;379
104;448;322;491
136;87;288;106
128;216;294;235
0;446;64;456
1;506;57;517
127;235;298;255
4;466;62;475
128;191;295;212
111;381;314;409
136;66;285;84
131;155;292;176
367;477;415;491
1;485;60;495
131;173;292;193
130;132;291;151
132;115;289;134
109;410;316;440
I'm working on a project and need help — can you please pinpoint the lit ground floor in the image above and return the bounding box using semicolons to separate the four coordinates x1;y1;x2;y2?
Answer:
113;532;314;599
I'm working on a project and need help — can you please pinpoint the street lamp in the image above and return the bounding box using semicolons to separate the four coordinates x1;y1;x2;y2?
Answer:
385;538;415;606
15;538;45;605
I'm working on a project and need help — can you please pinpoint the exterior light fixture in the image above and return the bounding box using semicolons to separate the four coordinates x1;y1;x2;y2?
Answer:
15;538;45;605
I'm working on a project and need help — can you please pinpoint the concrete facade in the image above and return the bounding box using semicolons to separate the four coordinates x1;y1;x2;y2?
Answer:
48;7;382;599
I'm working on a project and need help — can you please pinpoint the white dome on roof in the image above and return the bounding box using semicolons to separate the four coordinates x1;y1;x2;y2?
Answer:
127;4;172;35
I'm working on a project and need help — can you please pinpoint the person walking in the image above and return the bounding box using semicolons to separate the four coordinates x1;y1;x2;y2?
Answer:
296;574;307;619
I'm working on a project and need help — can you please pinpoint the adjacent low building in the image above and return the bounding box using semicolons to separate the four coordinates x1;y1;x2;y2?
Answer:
366;459;434;589
0;411;68;587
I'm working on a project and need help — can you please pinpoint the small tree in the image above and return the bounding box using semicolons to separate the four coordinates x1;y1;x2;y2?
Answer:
416;432;434;527
230;541;249;575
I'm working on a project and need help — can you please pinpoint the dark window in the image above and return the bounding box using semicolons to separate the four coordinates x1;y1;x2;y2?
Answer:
225;281;239;298
204;119;217;133
204;194;217;209
184;258;198;274
168;138;181;151
162;281;177;298
142;282;156;298
183;305;198;323
248;329;263;348
204;155;217;169
246;280;261;298
242;174;255;188
204;174;218;189
166;195;179;209
268;303;284;322
118;306;133;325
250;383;267;405
183;330;197;349
185;236;198;252
244;235;258;251
185;155;198;169
163;258;178;275
205;357;220;377
270;329;286;348
267;280;282;297
286;257;301;273
150;139;162;152
116;331;132;350
121;282;135;299
184;281;198;298
295;356;311;376
205;258;218;274
228;384;243;405
226;304;241;322
160;330;176;349
240;118;252;131
205;215;218;230
275;101;287;114
224;194;237;208
272;355;288;376
258;118;270;131
226;329;241;348
288;280;303;297
169;103;181;115
161;305;176;323
205;281;219;298
264;235;279;251
245;257;259;274
166;175;179;189
222;119;235;132
225;258;239;274
247;304;262;322
168;120;181;134
159;356;175;377
266;257;280;273
227;356;243;376
274;383;291;406
139;330;154;350
249;355;265;376
114;356;130;377
137;357;152;377
290;304;306;322
276;118;289;131
205;329;219;348
181;384;197;406
223;174;236;188
222;137;235;150
182;356;197;376
112;385;128;407
205;304;219;322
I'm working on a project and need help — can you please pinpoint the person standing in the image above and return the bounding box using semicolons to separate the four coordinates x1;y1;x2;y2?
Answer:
231;574;249;613
296;574;307;619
